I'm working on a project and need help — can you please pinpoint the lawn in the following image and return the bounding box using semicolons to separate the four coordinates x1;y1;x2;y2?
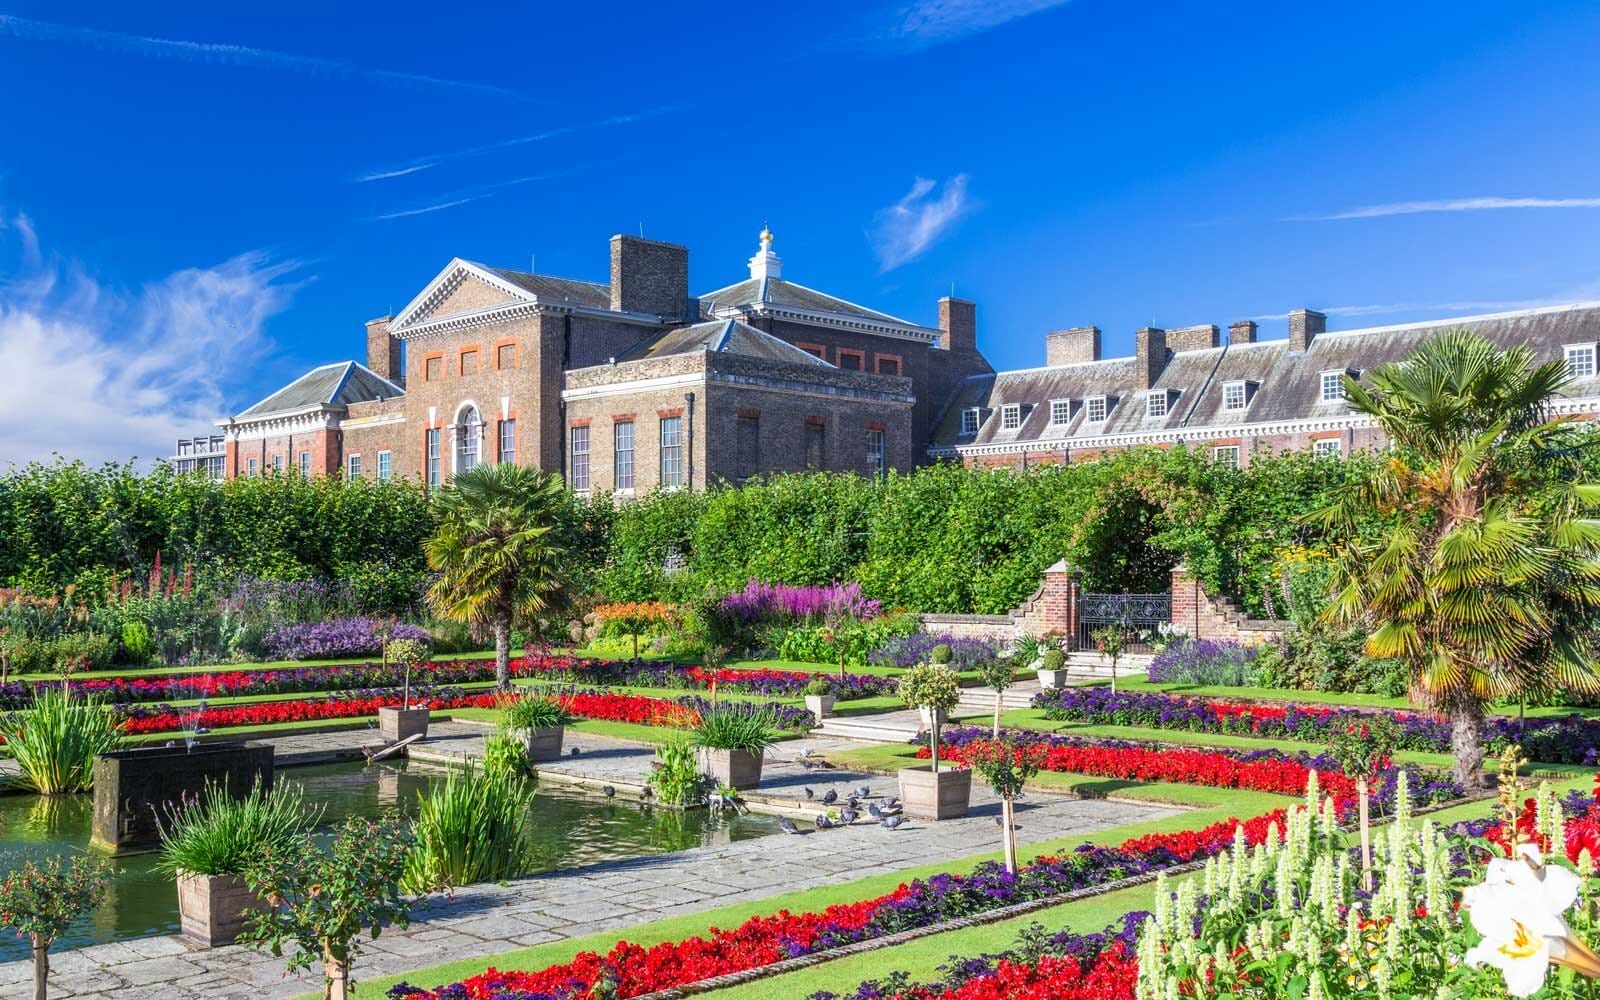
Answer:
1106;675;1600;719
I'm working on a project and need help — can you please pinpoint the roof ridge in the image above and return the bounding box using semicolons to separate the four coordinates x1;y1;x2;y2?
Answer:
1311;301;1600;341
326;361;357;405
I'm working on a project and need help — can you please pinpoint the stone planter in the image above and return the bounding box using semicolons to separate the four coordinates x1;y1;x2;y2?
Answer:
1036;668;1072;689
804;694;837;720
918;706;949;731
508;725;566;763
92;742;274;854
697;747;764;790
898;764;972;821
377;707;430;742
177;872;270;947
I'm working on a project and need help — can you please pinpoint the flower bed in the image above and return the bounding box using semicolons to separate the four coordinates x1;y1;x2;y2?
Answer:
1032;685;1600;765
386;809;1290;1000
917;727;1463;814
869;633;1003;670
262;617;430;660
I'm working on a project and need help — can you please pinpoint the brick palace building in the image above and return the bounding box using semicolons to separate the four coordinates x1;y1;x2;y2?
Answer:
183;228;1600;483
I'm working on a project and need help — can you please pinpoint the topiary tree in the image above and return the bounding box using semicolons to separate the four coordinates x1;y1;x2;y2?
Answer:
384;637;431;711
0;854;111;1000
1091;623;1131;694
964;739;1039;874
977;655;1018;738
241;814;417;1000
898;662;962;773
1325;713;1399;889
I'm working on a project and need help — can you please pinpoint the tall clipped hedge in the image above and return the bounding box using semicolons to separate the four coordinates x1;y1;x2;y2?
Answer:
2;446;1385;616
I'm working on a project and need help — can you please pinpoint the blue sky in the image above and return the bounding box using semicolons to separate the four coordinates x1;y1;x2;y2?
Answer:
3;0;1599;464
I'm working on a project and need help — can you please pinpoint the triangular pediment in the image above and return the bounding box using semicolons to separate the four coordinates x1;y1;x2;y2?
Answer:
390;259;536;333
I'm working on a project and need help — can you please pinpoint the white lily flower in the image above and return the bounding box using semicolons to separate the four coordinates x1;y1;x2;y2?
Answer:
1463;845;1593;997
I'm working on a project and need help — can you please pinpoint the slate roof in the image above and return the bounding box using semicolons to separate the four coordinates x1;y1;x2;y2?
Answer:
617;319;834;367
699;277;921;329
932;303;1600;449
472;263;611;309
234;362;405;420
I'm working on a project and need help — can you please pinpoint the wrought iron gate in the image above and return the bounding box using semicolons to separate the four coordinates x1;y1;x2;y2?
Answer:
1076;592;1173;653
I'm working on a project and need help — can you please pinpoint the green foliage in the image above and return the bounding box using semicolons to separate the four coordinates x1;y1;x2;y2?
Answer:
690;707;778;753
384;637;430;669
769;612;918;666
119;620;154;664
929;643;953;664
1039;647;1065;671
0;854;110;947
648;738;704;805
964;739;1040;799
0;686;124;794
241;813;415;993
803;677;832;697
403;762;531;893
898;662;962;712
976;656;1017;692
1324;714;1401;781
498;695;571;732
156;780;318;877
480;733;533;781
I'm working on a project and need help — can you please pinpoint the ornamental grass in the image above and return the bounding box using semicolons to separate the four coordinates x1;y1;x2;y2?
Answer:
155;779;318;878
0;684;123;794
403;761;532;893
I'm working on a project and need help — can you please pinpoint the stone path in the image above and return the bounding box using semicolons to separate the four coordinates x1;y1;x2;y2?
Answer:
0;721;1180;999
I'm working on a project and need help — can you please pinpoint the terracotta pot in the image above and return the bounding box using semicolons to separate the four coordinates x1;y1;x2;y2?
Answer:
377;707;430;742
697;747;764;790
177;872;270;947
898;764;972;821
804;694;837;720
508;725;566;763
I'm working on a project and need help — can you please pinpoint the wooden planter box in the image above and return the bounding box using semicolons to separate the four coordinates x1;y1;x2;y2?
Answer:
377;707;430;742
1036;668;1072;689
804;694;837;720
898;764;972;821
508;725;566;763
177;872;270;947
697;748;764;790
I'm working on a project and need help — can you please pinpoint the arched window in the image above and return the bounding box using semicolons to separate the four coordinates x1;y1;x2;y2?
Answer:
455;405;482;473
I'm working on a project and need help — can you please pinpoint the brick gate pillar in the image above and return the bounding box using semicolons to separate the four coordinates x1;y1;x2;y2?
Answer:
1170;564;1201;639
1038;560;1082;642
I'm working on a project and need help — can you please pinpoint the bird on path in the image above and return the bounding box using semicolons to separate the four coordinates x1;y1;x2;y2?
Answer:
778;817;801;835
853;785;871;799
839;808;858;825
867;803;885;820
821;789;839;805
814;814;834;830
883;797;899;809
569;746;582;756
992;816;1020;830
803;787;815;800
881;815;905;830
847;796;860;811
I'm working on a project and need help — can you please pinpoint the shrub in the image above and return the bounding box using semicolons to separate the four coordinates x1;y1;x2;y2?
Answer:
648;738;704;805
0;686;124;794
481;732;532;780
691;707;778;753
426;620;480;655
929;643;953;664
262;617;429;661
803;678;832;697
1145;639;1261;686
403;762;531;893
156;780;317;877
499;695;571;732
0;854;111;1000
1039;647;1065;671
119;621;154;665
897;662;962;713
719;579;881;625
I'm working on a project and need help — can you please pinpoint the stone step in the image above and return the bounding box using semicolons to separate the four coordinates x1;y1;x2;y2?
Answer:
810;717;920;742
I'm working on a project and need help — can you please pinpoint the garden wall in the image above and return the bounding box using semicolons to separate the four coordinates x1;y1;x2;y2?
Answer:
1170;565;1291;644
918;559;1081;643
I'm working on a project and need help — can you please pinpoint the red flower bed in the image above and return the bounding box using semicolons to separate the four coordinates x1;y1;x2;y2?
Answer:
922;948;1138;1000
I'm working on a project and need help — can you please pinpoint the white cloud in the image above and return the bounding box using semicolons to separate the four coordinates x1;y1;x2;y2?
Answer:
861;0;1071;52
1290;196;1600;222
0;14;526;101
370;197;481;221
357;164;435;183
0;213;305;468
870;174;974;271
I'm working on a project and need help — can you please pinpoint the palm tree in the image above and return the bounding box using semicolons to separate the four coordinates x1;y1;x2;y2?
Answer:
1306;329;1600;788
426;464;571;690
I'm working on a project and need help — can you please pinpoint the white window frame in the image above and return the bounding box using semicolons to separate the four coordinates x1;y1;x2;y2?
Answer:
298;451;310;476
961;408;982;435
1222;381;1248;411
1000;404;1022;430
569;425;590;492
498;419;516;465
1312;438;1342;459
246;457;259;476
1566;344;1597;379
347;454;361;478
377;451;392;481
614;421;635;491
273;454;284;474
1084;395;1108;422
866;428;886;479
1145;390;1169;419
1049;399;1072;425
1320;370;1348;403
1212;445;1240;468
660;416;684;489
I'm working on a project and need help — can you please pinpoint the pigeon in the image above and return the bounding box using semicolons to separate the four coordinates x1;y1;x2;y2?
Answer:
839;808;858;825
881;815;905;830
992;816;1020;830
883;797;899;809
814;814;834;830
778;817;801;835
569;746;582;756
602;785;616;799
821;789;838;805
847;796;860;811
867;803;886;820
803;787;815;800
853;785;871;799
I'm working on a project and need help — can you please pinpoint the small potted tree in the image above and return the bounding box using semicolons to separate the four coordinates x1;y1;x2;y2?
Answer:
897;662;971;820
1035;645;1070;690
241;813;416;1000
977;655;1019;738
157;780;315;947
803;677;836;720
377;636;432;742
0;854;110;1000
500;694;573;763
965;739;1040;873
1091;623;1130;694
691;706;776;790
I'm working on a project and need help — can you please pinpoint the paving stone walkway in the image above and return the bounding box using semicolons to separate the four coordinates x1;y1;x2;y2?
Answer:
0;721;1179;999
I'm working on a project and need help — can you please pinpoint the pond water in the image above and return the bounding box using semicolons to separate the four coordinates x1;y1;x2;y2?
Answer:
0;760;778;961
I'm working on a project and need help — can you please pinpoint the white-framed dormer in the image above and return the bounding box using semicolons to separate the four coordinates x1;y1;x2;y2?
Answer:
1084;394;1111;423
1048;398;1074;426
1221;379;1259;412
960;407;983;436
1319;369;1355;403
1566;343;1598;380
1145;388;1179;419
1000;403;1023;431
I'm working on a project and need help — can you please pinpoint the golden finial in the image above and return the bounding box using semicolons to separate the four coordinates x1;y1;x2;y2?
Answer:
759;223;773;247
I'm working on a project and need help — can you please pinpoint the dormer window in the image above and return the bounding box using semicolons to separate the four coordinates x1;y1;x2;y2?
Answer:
1320;370;1351;402
1000;404;1022;430
1146;390;1176;419
1085;395;1109;423
1222;380;1259;411
1567;344;1597;379
1049;399;1073;425
961;408;982;435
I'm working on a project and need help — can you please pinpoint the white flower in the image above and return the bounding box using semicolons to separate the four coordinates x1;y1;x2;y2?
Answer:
1462;845;1584;997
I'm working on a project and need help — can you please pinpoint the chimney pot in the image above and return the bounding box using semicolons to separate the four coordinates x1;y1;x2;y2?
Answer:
1045;326;1101;366
1288;309;1325;352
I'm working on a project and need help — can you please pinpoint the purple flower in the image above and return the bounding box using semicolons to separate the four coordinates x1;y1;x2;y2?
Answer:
262;617;429;661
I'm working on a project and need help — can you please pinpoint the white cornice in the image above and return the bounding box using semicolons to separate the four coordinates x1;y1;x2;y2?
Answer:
708;300;941;344
218;408;340;442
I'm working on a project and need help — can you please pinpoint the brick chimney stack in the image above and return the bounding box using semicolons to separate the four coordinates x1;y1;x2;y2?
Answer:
1166;324;1219;353
1135;327;1168;389
365;315;401;385
1045;326;1101;366
610;235;690;321
938;297;977;352
1288;309;1326;352
1229;320;1258;345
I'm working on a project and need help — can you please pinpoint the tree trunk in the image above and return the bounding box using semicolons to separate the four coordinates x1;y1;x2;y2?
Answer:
31;939;46;1000
1358;776;1372;891
930;719;940;774
1001;797;1018;874
324;948;349;1000
1110;656;1117;695
494;619;511;691
1451;698;1488;789
993;696;1002;739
